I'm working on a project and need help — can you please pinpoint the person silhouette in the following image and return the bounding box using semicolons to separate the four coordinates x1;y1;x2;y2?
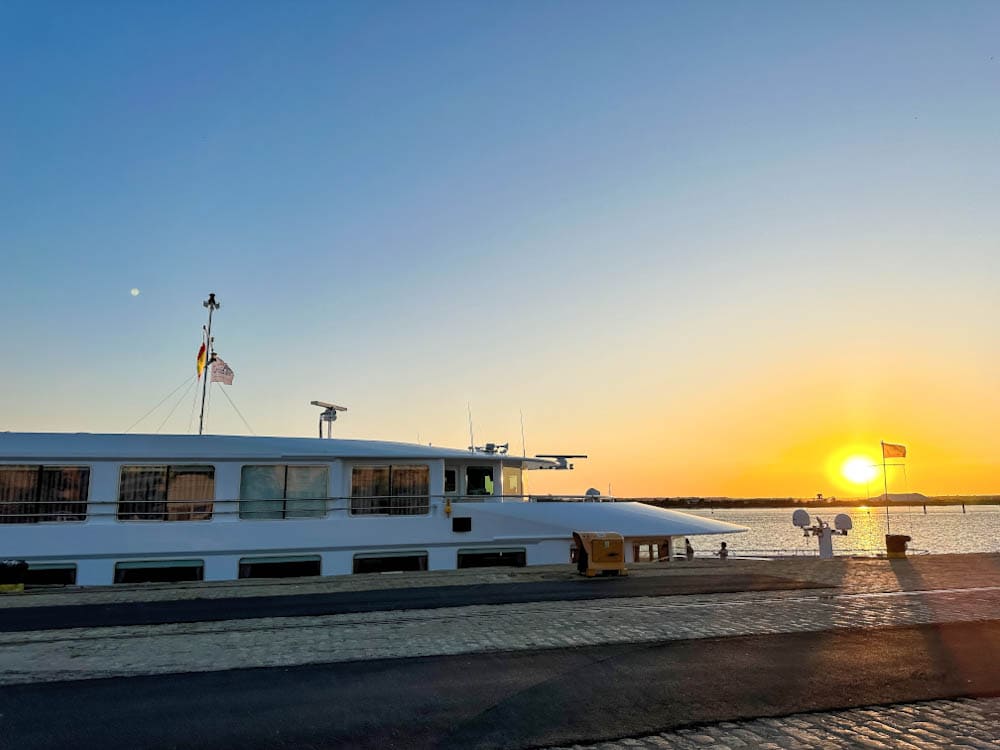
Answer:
716;541;728;561
685;538;695;561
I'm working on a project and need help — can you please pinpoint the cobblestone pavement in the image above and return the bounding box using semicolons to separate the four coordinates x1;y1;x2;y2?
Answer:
2;582;999;685
3;558;1000;750
546;697;1000;749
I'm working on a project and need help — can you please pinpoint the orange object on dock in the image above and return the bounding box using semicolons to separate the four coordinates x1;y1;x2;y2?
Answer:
573;531;628;577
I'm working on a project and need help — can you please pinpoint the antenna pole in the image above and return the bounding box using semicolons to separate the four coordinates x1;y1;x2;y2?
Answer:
467;403;474;451
198;293;220;435
519;410;526;458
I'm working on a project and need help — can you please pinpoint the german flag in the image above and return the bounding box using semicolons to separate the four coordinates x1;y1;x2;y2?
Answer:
196;343;207;379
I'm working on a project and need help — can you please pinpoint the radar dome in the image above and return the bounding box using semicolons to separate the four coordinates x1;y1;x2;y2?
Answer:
792;509;811;528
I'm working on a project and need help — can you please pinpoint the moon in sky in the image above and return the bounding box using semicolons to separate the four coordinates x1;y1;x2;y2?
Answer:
130;288;140;297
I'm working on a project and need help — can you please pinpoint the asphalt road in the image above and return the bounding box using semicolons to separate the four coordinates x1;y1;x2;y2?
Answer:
0;573;822;632
2;621;998;750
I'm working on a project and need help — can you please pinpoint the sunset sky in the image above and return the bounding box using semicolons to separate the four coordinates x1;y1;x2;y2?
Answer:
2;2;998;497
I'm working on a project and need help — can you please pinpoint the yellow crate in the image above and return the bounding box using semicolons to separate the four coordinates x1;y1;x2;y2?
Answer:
573;531;628;577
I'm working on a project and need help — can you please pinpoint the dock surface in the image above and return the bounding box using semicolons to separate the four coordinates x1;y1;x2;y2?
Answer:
1;554;999;749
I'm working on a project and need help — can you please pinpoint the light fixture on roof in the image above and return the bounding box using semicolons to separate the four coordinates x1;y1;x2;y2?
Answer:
311;400;347;439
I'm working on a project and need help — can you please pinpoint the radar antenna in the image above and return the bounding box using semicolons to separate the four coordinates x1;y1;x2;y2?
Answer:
311;400;347;438
535;454;588;470
792;510;852;559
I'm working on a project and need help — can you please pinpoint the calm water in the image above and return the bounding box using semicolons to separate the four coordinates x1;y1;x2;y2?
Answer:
681;505;1000;557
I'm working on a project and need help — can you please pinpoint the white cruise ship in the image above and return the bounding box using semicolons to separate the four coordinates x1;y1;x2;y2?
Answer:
0;432;746;586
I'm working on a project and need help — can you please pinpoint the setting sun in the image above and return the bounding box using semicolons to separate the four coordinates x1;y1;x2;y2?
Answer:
842;456;878;486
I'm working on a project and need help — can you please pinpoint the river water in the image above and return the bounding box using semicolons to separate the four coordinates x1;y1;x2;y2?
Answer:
680;505;1000;557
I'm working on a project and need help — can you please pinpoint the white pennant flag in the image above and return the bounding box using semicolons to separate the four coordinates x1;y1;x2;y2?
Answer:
211;357;235;385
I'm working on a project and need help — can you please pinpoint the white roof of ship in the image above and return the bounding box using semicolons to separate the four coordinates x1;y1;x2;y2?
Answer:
0;432;557;467
478;500;748;537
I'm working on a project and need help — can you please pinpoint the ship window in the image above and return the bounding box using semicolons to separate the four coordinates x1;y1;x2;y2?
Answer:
114;559;204;584
350;465;429;515
239;465;328;519
25;562;78;586
444;469;457;493
239;555;321;579
0;466;89;524
457;548;526;569
353;551;428;574
502;467;521;498
118;466;214;521
466;466;494;496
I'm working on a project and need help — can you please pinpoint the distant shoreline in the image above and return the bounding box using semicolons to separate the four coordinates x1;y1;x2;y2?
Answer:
640;496;1000;510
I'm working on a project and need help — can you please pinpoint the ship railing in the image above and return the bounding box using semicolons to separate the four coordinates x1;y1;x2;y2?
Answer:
0;500;89;523
643;547;930;561
0;494;559;523
725;547;929;558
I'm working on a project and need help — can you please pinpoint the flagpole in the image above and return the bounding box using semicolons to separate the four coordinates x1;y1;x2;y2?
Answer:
881;440;890;535
198;293;220;435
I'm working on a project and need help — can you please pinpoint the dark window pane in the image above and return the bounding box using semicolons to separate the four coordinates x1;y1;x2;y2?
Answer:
119;466;213;521
26;566;77;586
118;466;168;520
351;466;390;515
466;466;494;496
457;550;526;569
0;466;40;523
353;554;427;574
390;466;429;515
39;467;89;521
239;558;321;579
114;562;203;584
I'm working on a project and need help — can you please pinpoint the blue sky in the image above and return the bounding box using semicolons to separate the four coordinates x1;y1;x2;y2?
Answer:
2;2;998;495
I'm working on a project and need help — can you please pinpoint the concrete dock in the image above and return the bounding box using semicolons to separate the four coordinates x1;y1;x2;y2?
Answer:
1;554;998;748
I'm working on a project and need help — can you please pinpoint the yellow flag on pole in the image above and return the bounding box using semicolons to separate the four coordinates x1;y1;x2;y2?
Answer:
882;442;906;459
196;343;207;379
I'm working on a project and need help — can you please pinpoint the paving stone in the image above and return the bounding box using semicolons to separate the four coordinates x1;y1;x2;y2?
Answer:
544;699;1000;750
645;739;675;749
686;735;716;745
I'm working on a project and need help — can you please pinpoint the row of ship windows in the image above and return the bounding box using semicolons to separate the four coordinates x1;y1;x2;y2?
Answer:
19;549;529;586
0;463;443;523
